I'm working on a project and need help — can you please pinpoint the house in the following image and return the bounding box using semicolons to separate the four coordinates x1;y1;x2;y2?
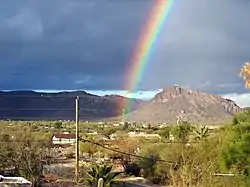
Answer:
127;132;161;139
0;175;32;186
52;133;76;145
87;130;98;135
112;123;120;127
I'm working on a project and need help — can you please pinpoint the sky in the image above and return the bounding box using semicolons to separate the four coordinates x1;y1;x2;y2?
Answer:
1;0;250;106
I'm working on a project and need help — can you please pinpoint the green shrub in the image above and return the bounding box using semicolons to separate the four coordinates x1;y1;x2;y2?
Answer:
65;151;75;159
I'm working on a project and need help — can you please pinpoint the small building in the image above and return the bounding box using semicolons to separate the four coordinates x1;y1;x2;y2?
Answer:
127;132;161;139
52;133;76;145
0;175;32;186
87;130;98;135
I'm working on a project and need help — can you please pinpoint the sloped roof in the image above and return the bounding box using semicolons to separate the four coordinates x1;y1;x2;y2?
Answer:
53;133;75;139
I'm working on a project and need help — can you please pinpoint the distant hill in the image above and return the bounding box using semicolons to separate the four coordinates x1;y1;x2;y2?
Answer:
124;86;244;124
0;90;142;121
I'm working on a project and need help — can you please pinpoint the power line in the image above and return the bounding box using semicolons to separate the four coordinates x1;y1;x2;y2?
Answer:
80;137;176;164
0;138;177;163
0;139;202;144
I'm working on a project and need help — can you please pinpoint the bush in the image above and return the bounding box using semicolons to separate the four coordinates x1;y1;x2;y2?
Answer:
221;121;250;176
65;151;75;159
172;122;193;142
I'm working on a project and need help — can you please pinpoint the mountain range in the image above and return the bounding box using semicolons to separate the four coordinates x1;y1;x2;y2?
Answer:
0;86;244;123
0;90;142;121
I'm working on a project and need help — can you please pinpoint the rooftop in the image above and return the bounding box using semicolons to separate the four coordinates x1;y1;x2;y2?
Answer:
0;175;32;186
53;133;76;139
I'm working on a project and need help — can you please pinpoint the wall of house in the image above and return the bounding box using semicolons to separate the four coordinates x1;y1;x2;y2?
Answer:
52;137;76;145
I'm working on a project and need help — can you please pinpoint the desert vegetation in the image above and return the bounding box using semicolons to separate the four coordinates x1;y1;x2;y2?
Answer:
0;110;250;186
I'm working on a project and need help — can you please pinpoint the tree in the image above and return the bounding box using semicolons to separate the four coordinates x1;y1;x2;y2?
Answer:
138;154;160;183
0;127;53;185
80;135;99;157
1;134;11;142
233;109;250;125
221;120;250;176
53;121;63;129
18;147;43;184
79;141;98;157
101;127;117;139
157;126;171;139
239;62;250;88
172;122;193;142
123;162;141;177
123;122;130;130
136;143;168;184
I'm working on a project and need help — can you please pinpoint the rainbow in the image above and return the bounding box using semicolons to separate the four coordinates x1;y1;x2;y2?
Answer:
123;0;175;114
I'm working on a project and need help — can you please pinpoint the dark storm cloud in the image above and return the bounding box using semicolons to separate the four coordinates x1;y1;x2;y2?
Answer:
0;0;250;94
0;0;153;90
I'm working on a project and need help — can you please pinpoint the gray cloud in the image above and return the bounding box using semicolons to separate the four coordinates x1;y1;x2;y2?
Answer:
141;0;250;94
0;0;250;94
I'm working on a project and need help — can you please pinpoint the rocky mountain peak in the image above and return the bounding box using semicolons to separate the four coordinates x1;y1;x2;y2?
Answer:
153;86;205;103
126;86;244;123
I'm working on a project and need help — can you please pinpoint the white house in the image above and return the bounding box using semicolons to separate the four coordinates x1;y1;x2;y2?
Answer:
52;133;76;145
127;131;161;139
112;123;120;127
87;131;98;135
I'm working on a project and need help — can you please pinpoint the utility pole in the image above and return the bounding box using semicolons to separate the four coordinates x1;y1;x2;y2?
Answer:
122;109;125;125
75;96;79;184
